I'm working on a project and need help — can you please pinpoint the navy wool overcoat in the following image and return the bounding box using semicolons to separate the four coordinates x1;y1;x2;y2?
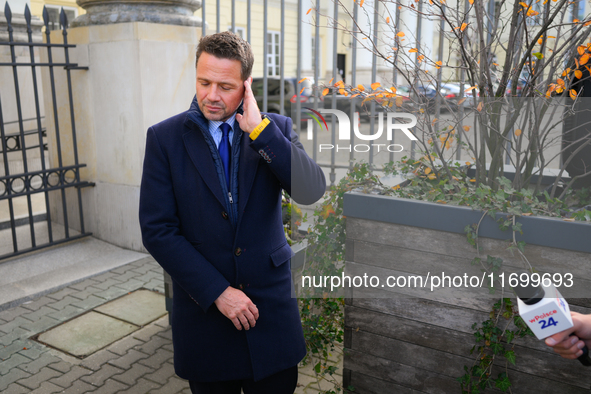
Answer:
139;97;326;382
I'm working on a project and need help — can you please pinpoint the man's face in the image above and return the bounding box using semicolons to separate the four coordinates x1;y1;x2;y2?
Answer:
195;52;251;122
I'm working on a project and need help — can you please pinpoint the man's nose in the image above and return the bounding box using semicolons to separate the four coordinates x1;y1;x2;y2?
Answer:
206;85;221;102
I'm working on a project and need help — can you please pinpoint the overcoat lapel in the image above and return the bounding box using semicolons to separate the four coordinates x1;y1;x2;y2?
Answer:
182;126;227;209
237;133;260;222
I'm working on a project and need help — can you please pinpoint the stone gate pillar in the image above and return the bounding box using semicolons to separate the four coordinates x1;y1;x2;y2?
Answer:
42;0;203;251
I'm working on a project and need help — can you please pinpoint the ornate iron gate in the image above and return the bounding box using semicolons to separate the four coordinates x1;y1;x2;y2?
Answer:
0;4;92;260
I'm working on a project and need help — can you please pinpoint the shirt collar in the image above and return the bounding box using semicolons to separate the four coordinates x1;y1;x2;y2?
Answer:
209;112;237;134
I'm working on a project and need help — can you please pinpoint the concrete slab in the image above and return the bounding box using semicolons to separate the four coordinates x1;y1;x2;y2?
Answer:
36;311;138;357
95;290;167;327
0;236;148;311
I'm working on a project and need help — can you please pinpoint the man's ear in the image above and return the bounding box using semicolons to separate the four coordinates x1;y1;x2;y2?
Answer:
247;76;253;85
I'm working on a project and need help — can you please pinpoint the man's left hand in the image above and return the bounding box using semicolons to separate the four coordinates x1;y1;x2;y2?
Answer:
236;79;262;133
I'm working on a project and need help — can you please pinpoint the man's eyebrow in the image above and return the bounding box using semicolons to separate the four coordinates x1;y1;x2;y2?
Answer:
196;77;238;87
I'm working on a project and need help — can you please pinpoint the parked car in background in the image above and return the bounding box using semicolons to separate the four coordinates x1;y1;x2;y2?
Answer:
251;78;316;123
505;70;530;96
439;83;478;110
252;77;355;127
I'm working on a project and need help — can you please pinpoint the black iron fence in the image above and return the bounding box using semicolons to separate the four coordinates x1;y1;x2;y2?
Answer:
0;3;92;260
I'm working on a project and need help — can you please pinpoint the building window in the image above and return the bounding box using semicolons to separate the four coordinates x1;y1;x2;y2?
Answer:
526;1;542;25
45;6;77;31
228;26;245;39
267;31;280;77
576;0;586;20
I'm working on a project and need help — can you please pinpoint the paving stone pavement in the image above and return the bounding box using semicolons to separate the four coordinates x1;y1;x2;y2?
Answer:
0;256;342;393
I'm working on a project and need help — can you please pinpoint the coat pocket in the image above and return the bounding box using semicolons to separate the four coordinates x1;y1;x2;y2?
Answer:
270;242;295;267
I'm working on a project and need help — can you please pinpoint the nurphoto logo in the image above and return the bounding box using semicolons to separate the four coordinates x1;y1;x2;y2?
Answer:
302;108;418;153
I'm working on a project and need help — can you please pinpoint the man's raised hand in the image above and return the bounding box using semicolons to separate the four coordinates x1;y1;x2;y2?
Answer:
214;286;259;330
236;79;263;133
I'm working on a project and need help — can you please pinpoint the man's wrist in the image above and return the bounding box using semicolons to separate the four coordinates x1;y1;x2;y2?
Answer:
249;115;271;140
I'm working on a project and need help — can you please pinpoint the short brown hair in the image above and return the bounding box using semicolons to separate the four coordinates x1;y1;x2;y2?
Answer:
196;32;254;81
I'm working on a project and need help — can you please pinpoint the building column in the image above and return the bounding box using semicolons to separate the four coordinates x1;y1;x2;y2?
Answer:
41;0;203;251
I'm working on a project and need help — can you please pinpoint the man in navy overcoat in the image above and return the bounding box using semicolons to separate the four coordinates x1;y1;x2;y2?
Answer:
139;32;326;393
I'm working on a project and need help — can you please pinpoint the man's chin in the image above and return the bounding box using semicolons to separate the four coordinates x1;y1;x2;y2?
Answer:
203;111;227;121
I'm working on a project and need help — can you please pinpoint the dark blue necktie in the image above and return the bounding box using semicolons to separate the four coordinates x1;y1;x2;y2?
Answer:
219;123;232;191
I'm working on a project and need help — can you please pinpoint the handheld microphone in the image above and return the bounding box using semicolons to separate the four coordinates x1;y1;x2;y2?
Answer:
513;281;591;367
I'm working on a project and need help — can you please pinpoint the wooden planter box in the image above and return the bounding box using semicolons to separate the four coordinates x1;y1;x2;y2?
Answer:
342;192;591;393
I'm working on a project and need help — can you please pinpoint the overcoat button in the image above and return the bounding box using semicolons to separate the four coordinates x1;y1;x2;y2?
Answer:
239;284;244;290
235;247;242;256
221;211;229;220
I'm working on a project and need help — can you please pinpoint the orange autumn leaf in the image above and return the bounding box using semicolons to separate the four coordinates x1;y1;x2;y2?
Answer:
371;82;381;90
476;102;483;112
306;8;312;14
460;23;468;31
514;129;522;136
424;167;432;175
396;31;405;37
465;85;477;92
435;60;442;69
575;69;583;79
335;80;345;88
357;84;365;91
339;88;346;95
329;78;334;84
359;0;364;6
463;125;471;131
458;98;467;105
386;17;390;23
574;18;580;23
298;77;308;83
578;45;587;55
557;78;565;87
409;48;418;53
351;93;360;98
322;88;329;96
570;89;577;100
395;96;404;107
581;54;590;65
300;88;306;95
320;204;336;219
468;0;473;4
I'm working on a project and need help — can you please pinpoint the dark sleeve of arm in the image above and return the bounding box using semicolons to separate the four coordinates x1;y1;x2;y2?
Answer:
139;127;229;312
249;116;326;205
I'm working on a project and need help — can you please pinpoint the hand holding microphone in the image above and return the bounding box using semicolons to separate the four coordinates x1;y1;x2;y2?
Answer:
545;312;591;361
513;281;591;366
